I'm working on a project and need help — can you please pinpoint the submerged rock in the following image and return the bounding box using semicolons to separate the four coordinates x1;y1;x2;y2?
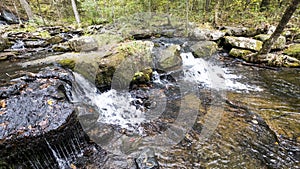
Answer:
135;148;159;169
190;41;218;58
224;36;263;51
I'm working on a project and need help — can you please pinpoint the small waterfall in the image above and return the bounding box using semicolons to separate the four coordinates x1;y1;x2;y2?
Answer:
181;52;262;92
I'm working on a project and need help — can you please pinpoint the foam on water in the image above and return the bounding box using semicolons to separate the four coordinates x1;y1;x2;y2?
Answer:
73;73;146;133
181;52;263;92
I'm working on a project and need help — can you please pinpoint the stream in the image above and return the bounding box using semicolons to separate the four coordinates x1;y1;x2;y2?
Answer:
0;37;299;168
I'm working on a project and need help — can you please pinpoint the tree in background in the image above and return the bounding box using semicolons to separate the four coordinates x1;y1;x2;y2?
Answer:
259;0;300;55
71;0;80;26
19;0;33;20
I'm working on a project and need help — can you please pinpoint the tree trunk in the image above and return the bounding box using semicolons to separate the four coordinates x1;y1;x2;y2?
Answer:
19;0;34;20
36;0;46;25
205;0;211;12
185;0;189;36
213;0;220;28
259;0;300;55
71;0;80;26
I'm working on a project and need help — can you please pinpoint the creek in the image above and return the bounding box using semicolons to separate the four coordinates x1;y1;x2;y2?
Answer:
0;37;299;169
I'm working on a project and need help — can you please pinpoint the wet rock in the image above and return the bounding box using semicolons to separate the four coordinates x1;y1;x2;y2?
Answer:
58;58;76;70
229;48;253;60
254;34;286;50
0;67;91;168
0;10;19;24
283;43;300;59
156;44;182;72
46;35;64;44
130;68;153;88
224;36;263;51
190;41;218;58
0;52;15;61
0;36;10;51
69;36;98;52
135;148;159;169
92;33;124;47
191;28;225;41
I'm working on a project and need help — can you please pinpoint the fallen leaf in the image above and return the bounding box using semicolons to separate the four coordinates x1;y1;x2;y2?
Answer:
70;163;77;169
0;100;6;108
47;99;54;105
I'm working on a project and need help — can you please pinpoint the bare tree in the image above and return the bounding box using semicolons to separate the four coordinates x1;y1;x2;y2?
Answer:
259;0;300;55
19;0;34;20
71;0;80;25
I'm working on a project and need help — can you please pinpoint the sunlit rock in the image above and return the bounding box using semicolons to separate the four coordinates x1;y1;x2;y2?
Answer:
224;36;263;51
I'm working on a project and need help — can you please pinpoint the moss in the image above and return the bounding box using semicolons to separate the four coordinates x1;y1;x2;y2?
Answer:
58;59;76;70
283;44;300;59
229;48;253;60
39;30;51;39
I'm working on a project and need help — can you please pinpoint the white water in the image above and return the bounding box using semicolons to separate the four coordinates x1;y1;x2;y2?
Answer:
181;52;262;92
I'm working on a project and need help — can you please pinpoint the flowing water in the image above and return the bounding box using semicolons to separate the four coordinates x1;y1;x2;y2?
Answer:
71;46;300;168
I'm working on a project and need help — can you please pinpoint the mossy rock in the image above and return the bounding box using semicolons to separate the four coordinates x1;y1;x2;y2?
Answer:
96;41;154;91
58;59;76;70
131;67;153;85
157;44;182;71
229;48;253;61
283;44;300;59
0;37;11;52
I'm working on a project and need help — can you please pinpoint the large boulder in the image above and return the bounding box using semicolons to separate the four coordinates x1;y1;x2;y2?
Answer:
95;41;154;91
0;36;10;51
254;34;286;50
0;68;90;168
156;44;182;71
69;36;98;52
224;36;263;51
283;44;300;59
191;28;225;41
293;33;300;43
190;41;218;58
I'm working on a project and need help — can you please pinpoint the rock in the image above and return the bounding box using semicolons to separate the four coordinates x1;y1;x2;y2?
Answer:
52;42;71;52
257;53;300;67
0;68;90;168
92;33;124;47
293;33;300;43
1;10;19;24
191;28;225;41
0;52;15;61
0;36;10;51
229;48;253;61
69;36;98;52
190;41;218;58
135;148;159;169
224;36;263;51
24;40;48;48
254;34;286;50
47;35;64;44
131;68;153;87
220;26;264;37
283;44;300;59
58;58;76;70
156;44;182;71
95;41;154;91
